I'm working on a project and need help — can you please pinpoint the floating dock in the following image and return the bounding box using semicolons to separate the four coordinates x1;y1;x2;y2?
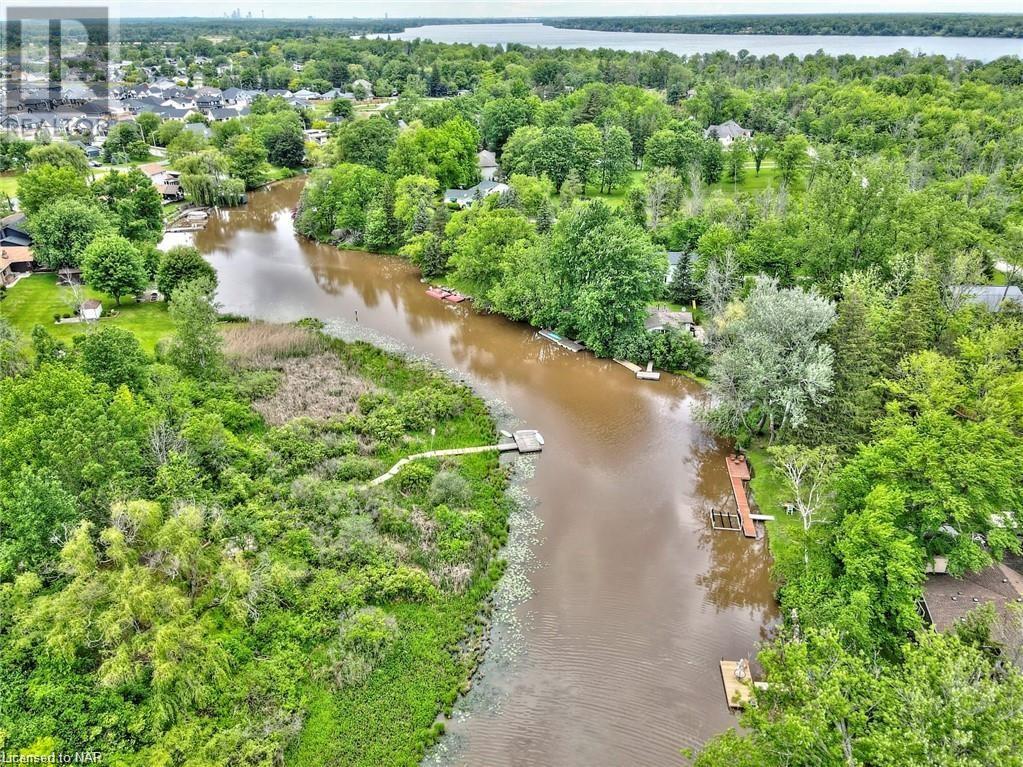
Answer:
539;329;584;353
614;358;661;381
725;454;758;538
719;660;767;709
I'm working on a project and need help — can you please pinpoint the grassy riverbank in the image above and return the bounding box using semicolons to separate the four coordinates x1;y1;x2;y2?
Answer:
0;306;514;765
746;447;803;574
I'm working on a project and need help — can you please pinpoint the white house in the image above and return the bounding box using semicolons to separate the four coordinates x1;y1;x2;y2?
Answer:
80;299;102;321
477;149;498;181
704;120;752;146
443;180;509;208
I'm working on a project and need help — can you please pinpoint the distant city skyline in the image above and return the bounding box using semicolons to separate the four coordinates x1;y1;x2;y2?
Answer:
119;1;1023;20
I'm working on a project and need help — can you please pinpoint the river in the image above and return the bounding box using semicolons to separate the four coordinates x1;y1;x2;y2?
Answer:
165;178;778;766
372;22;1023;61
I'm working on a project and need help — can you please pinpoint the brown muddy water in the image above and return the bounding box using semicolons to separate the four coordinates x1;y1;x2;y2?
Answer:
165;178;778;766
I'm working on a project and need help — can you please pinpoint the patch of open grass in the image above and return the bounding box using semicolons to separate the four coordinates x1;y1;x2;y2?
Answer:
0;273;175;353
746;445;804;577
0;173;21;199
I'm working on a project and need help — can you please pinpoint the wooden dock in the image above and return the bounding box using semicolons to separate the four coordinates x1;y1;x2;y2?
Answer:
724;662;757;707
725;454;757;538
368;430;544;486
539;330;584;353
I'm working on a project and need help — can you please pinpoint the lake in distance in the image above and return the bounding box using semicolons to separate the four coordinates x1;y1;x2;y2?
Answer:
372;22;1023;61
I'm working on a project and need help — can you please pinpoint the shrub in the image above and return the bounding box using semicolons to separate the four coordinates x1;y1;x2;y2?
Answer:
397;462;434;494
428;470;472;507
363;405;406;444
330;607;398;688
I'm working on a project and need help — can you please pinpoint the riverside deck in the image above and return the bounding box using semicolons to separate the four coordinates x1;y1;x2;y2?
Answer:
725;454;757;538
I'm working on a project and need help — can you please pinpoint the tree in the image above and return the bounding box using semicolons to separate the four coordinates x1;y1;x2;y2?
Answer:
644;167;682;230
696;628;1023;767
226;134;269;189
705;276;836;443
28;198;112;269
91;169;165;243
0;317;27;379
392;175;438;241
295;163;387;243
16;165;90;215
533;126;575;190
447;208;537;303
750;133;774;175
769;444;838;564
700;139;724;184
666;254;698;305
75;326;148;391
330;116;397;171
724;138;750;186
599;126;633;194
330;98;354;119
253;110;305;168
834;348;1023;576
136;112;161;144
80;235;148;305
571;123;602;193
157;246;217;301
27;142;88;174
776;133;810;186
481;96;536;152
167;279;223;379
104;122;150;162
167;129;208;161
508;174;554;217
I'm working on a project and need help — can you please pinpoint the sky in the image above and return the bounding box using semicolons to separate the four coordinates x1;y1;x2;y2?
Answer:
118;1;1023;19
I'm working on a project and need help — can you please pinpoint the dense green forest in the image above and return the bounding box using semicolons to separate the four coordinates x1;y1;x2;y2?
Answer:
548;13;1023;39
2;19;1023;765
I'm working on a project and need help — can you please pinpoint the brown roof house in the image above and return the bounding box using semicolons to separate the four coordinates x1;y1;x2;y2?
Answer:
922;557;1023;633
1;246;35;285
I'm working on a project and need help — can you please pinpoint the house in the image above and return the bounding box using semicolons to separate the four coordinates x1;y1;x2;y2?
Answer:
68;140;101;159
645;308;695;333
443;180;509;208
79;299;103;321
292;88;321;100
953;285;1023;312
0;246;34;285
139;163;183;201
351;79;374;99
0;213;33;248
183;122;212;140
922;558;1023;633
644;307;706;343
477;149;498;181
704;120;752;146
303;128;329;145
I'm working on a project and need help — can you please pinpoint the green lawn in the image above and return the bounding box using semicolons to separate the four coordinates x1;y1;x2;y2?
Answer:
746;446;804;575
0;273;175;353
0;173;21;199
